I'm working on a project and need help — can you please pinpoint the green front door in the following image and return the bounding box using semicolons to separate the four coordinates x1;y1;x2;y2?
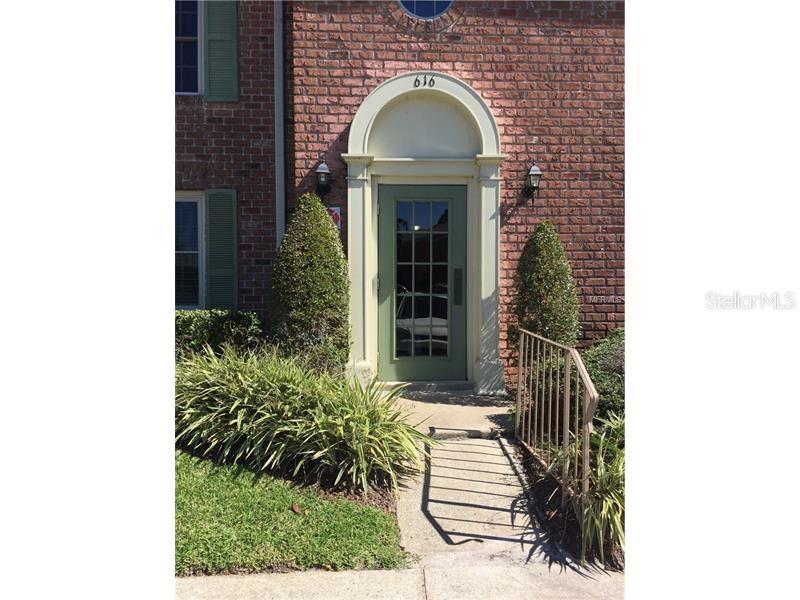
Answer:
378;185;467;381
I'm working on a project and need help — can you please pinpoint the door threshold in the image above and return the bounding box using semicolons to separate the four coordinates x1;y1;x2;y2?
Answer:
378;380;474;393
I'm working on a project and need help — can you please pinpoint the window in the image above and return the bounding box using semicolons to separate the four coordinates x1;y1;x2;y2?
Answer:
176;1;202;94
398;0;453;20
176;193;204;307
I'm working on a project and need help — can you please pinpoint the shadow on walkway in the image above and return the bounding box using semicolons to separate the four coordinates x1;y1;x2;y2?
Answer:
419;437;589;575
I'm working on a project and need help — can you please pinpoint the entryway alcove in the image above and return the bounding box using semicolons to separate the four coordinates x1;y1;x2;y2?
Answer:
342;71;506;394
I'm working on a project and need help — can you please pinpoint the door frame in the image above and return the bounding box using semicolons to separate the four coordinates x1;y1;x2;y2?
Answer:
342;71;507;394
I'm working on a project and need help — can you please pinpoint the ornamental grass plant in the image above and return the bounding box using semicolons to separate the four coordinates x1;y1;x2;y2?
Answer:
175;345;430;492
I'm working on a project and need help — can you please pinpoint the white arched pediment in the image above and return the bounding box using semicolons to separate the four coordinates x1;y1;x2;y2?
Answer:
348;71;501;157
367;91;481;159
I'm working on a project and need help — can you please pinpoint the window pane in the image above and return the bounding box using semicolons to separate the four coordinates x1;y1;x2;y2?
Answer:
176;41;199;93
400;1;453;19
176;1;198;37
179;40;198;67
176;253;199;306
176;202;198;251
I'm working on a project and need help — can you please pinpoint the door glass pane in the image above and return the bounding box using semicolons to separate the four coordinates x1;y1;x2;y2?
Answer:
414;294;431;320
414;233;430;262
397;233;412;262
432;265;448;295
396;202;412;231
414;202;431;231
393;197;450;359
395;294;412;357
432;268;448;356
414;295;431;356
414;264;430;294
432;234;448;262
431;202;448;231
396;264;412;294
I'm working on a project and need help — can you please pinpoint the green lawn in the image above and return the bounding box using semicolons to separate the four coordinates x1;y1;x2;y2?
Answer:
175;451;409;576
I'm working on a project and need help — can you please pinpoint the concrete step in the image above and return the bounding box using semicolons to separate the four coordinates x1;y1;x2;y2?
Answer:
380;380;476;393
428;426;509;440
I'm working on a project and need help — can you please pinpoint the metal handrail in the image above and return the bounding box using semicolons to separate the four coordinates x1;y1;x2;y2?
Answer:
515;328;599;514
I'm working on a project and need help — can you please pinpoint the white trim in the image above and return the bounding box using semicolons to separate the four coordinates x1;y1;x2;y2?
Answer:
343;71;507;394
176;191;206;309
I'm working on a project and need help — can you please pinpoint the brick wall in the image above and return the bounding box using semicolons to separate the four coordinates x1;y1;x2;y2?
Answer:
285;1;624;383
175;0;276;316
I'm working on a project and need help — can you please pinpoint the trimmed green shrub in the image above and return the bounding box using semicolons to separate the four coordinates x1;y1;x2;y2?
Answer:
269;193;350;371
583;328;625;419
175;346;430;492
513;220;580;346
175;310;263;356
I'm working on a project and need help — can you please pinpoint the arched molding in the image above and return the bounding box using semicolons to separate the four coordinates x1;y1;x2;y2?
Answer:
342;72;506;394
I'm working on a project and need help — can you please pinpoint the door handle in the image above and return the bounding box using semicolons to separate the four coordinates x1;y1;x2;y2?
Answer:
453;268;463;306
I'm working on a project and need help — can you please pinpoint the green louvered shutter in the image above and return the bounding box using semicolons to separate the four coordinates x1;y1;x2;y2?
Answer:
204;1;238;101
205;189;238;309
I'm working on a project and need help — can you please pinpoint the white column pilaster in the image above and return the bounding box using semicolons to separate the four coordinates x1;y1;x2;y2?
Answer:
475;155;507;394
342;154;374;383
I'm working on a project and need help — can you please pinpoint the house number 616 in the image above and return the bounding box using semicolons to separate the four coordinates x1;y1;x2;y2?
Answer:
413;74;435;88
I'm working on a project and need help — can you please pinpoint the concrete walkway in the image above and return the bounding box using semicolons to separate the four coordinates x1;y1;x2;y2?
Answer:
397;390;512;439
176;392;623;599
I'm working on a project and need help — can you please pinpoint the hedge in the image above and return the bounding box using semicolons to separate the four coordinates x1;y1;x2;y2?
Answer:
584;328;625;419
175;309;263;356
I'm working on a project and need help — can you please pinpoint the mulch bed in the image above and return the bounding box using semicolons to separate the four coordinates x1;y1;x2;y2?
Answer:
311;481;397;515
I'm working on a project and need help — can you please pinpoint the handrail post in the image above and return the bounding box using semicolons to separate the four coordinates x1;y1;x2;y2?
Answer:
515;332;524;437
561;352;571;509
581;387;592;499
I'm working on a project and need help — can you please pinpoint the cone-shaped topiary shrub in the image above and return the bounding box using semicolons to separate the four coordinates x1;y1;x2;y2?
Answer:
513;219;580;346
269;193;350;370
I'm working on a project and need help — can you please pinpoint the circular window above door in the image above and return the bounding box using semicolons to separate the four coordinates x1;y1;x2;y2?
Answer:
398;0;454;20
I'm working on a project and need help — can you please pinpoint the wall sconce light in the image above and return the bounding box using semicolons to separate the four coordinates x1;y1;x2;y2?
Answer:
525;161;543;197
315;161;331;197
